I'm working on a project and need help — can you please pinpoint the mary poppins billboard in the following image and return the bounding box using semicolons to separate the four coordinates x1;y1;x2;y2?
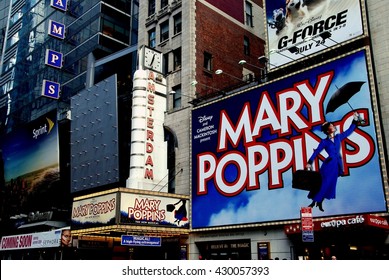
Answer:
191;48;387;229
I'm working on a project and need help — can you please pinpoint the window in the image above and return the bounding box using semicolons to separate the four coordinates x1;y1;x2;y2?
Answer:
173;48;181;70
244;36;250;55
174;13;182;35
160;20;169;42
148;28;156;47
148;0;156;16
161;0;168;9
245;1;254;27
163;53;169;74
203;52;212;72
102;19;115;37
172;85;182;109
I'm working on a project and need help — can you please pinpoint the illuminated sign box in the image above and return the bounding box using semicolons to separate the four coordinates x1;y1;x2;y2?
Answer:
71;190;190;230
121;235;161;247
48;20;65;40
120;192;189;229
45;49;63;69
284;214;389;233
71;193;117;230
301;207;314;242
42;80;60;99
50;0;68;11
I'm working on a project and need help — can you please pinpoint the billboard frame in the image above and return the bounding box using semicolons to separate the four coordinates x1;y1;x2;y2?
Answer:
190;46;389;231
263;0;368;71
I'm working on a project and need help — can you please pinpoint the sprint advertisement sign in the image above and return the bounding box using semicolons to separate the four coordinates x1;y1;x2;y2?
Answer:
0;110;60;215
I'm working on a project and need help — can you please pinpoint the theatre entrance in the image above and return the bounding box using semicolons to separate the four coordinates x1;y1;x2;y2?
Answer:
196;239;251;260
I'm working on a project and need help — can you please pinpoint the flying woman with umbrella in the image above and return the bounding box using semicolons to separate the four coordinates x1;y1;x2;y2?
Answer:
306;112;360;211
305;81;366;211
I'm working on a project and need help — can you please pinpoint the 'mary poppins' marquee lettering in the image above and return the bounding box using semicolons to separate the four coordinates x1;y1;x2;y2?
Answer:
128;198;166;221
218;72;332;149
72;199;116;218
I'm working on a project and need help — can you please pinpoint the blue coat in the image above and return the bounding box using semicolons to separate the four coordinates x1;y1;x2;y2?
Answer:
308;122;357;202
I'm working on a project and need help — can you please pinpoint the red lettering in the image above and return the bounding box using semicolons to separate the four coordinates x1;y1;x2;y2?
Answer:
145;155;154;166
147;117;154;129
1;236;19;249
144;168;154;179
148;94;155;105
147;83;155;92
147;105;154;117
144;74;156;181
147;130;154;141
146;142;153;153
19;235;32;248
148;71;155;80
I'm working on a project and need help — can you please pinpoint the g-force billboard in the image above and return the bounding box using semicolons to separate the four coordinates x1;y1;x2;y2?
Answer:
191;49;387;229
265;0;365;69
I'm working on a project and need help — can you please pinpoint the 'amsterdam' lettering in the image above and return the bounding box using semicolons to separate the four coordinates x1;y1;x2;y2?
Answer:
144;71;156;180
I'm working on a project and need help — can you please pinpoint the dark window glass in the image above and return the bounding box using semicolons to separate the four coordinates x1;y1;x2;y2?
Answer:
204;52;212;71
148;0;156;16
160;20;169;42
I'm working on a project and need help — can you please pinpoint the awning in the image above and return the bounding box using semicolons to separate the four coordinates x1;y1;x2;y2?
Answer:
71;224;189;237
18;221;67;229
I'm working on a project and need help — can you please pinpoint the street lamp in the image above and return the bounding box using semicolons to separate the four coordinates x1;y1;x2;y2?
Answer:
238;60;264;70
239;59;268;83
215;69;243;82
190;80;221;92
169;90;199;106
169;90;194;99
269;48;294;61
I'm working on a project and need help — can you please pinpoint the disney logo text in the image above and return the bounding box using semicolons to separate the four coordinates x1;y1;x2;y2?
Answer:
198;115;213;123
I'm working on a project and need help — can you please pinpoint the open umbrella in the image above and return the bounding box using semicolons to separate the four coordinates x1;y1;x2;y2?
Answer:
326;81;365;114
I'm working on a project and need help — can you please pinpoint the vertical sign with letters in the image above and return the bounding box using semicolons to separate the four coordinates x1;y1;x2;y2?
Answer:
301;207;314;242
50;0;68;12
45;49;63;69
43;13;66;99
42;80;60;99
48;20;65;40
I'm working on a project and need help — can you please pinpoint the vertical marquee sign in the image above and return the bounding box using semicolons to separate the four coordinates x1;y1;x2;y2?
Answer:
41;80;61;99
42;3;67;99
48;20;66;40
45;49;63;69
127;48;168;191
144;72;156;181
50;0;68;12
301;207;314;242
